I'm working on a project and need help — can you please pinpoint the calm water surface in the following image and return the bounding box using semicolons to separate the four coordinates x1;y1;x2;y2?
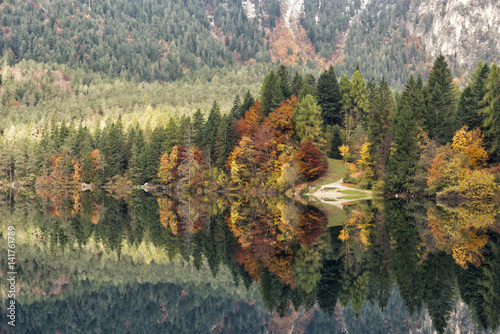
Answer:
0;190;499;333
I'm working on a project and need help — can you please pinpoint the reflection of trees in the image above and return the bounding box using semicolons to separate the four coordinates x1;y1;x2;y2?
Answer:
457;232;500;332
427;202;500;268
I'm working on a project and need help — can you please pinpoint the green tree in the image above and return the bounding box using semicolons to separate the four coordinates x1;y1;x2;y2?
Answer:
384;75;422;193
316;66;342;126
295;95;326;147
481;62;500;160
424;54;457;144
368;78;394;178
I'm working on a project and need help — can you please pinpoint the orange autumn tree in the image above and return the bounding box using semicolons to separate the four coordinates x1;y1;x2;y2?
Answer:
427;127;498;198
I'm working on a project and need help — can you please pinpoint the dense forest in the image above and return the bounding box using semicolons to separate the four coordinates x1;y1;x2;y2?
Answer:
1;55;500;199
1;0;489;88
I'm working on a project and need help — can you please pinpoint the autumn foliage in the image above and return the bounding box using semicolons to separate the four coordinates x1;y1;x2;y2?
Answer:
295;141;328;181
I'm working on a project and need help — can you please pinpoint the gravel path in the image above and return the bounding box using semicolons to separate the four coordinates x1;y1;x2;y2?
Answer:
309;179;373;208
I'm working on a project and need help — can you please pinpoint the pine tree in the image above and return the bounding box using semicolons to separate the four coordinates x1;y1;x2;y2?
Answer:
368;78;395;178
298;74;316;100
457;62;489;130
316;66;342;127
424;54;457;145
237;90;255;119
260;70;281;117
384;75;422;194
277;64;291;100
191;109;205;150
290;71;303;97
481;62;500;160
329;125;343;159
204;101;221;164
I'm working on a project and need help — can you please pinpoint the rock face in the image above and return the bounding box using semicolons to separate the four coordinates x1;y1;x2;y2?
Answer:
406;0;500;65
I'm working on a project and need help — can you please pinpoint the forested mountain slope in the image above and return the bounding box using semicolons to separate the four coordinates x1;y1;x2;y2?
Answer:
1;0;498;86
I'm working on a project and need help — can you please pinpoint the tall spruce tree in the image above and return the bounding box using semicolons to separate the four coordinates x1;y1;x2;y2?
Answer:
277;65;291;100
384;75;423;194
291;71;303;97
260;70;281;117
424;54;457;144
316;66;342;126
204;101;222;164
481;62;500;160
191;109;205;150
368;78;394;178
457;62;489;130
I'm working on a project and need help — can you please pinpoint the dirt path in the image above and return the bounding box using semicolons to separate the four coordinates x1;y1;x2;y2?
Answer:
309;179;373;208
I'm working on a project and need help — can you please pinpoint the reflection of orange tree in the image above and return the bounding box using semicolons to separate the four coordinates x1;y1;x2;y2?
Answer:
227;200;327;287
427;202;500;268
157;197;204;236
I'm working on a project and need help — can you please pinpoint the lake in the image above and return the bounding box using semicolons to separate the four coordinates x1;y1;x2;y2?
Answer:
1;190;499;333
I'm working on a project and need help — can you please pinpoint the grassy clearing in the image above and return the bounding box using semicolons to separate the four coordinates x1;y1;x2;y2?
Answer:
340;195;372;200
309;159;347;187
339;189;368;195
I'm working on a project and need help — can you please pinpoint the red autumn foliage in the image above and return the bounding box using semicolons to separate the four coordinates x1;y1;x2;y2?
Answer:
265;96;297;145
295;141;328;181
236;100;262;140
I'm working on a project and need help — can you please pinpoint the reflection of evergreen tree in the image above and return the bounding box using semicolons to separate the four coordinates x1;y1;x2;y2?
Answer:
422;252;458;334
365;209;393;310
316;226;343;315
385;200;424;314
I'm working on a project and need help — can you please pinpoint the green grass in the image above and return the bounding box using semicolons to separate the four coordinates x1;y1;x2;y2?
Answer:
309;159;347;187
339;195;372;200
339;189;368;195
323;187;338;191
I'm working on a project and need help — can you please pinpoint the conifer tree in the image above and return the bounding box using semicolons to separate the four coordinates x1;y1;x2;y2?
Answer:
329;125;343;159
457;62;489;130
298;74;316;100
316;66;342;127
191;109;205;149
204;101;221;164
237;90;255;119
291;71;303;97
260;70;282;117
424;54;457;145
295;94;325;148
368;78;394;178
384;75;422;193
481;62;500;160
277;65;291;100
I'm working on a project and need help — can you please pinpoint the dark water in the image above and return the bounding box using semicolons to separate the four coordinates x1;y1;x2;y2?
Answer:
0;190;499;333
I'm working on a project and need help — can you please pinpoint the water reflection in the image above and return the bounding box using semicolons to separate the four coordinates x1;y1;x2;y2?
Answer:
1;190;499;333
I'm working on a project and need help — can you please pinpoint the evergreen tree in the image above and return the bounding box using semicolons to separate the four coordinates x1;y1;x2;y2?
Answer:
276;65;291;100
481;62;500;160
457;62;489;130
191;109;205;150
316;66;342;126
204;101;221;164
368;78;394;178
237;90;255;119
384;75;422;193
298;74;317;100
214;115;237;170
328;125;343;159
424;54;457;145
290;71;303;97
260;70;282;116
